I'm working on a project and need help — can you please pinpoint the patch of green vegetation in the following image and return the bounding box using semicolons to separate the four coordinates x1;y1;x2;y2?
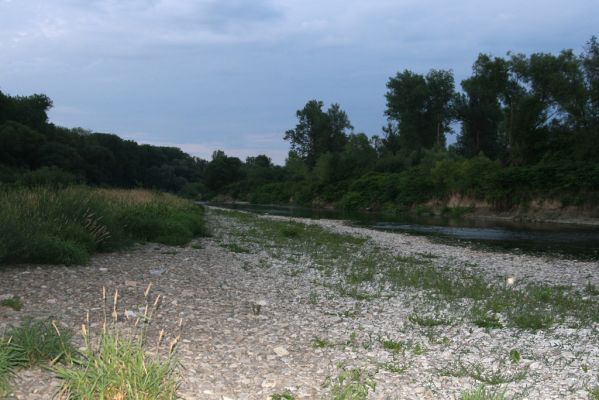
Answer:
381;339;404;353
271;391;295;400
441;360;527;385
0;339;27;397
509;349;521;364
378;360;410;374
54;287;179;399
460;385;506;400
312;337;336;348
0;187;208;266
0;296;23;311
325;366;376;400
6;318;75;366
471;306;503;329
589;384;599;400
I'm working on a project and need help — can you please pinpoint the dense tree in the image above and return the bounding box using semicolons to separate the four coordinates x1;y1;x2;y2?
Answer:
454;55;509;159
284;100;352;167
385;69;455;151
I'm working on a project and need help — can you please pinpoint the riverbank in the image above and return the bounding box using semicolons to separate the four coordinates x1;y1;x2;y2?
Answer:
1;208;598;399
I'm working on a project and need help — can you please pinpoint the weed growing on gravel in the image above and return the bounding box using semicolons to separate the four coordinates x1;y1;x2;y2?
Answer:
408;312;452;327
471;306;503;329
55;286;180;399
381;339;404;353
271;391;296;400
589;383;599;400
0;339;27;397
325;366;376;400
378;359;410;374
440;360;527;385
312;337;336;348
509;350;521;364
0;296;23;311
6;318;75;366
223;243;251;253
460;385;506;400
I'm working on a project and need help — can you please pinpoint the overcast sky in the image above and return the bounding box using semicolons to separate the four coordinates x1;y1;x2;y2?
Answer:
1;0;597;164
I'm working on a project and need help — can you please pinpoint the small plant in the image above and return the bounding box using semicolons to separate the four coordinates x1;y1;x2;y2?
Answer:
223;243;251;253
6;317;74;366
0;339;27;397
55;286;180;399
325;366;376;400
0;296;23;311
589;384;599;400
412;343;425;356
460;385;506;400
471;307;503;329
441;360;527;385
271;391;295;400
312;337;336;348
381;339;404;353
509;349;521;364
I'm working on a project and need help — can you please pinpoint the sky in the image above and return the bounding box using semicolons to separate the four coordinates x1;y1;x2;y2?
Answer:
1;0;598;164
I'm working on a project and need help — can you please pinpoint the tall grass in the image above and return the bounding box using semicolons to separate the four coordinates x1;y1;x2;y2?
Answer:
0;186;207;265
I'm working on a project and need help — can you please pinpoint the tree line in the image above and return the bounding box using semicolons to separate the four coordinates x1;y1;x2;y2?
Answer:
1;37;598;211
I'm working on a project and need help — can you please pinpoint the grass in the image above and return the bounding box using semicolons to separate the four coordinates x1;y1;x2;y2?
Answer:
325;366;376;400
0;296;23;311
0;339;27;397
55;286;180;399
440;360;527;385
0;186;208;266
460;386;506;400
312;337;336;348
590;384;599;400
271;391;295;400
5;318;75;366
381;339;404;353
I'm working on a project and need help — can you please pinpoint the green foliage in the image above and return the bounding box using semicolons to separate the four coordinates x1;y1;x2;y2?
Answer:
54;288;179;400
271;392;295;400
55;333;178;400
0;296;23;311
326;367;376;400
509;349;521;364
460;386;506;400
0;339;28;396
0;187;207;265
6;318;75;366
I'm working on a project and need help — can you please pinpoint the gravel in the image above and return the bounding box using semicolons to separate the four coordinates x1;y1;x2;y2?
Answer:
0;209;597;399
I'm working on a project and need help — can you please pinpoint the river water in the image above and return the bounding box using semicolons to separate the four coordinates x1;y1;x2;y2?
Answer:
209;203;599;260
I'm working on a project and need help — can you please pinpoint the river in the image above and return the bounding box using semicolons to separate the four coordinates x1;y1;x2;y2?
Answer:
208;203;599;260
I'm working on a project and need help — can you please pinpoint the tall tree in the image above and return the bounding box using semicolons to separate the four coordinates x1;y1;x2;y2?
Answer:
284;100;352;167
385;69;455;151
454;55;509;159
